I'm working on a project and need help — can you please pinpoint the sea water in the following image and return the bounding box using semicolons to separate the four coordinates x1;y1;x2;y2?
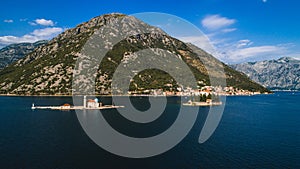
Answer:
0;92;299;168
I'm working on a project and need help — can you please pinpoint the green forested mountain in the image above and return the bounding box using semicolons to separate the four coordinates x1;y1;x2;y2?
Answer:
0;13;269;95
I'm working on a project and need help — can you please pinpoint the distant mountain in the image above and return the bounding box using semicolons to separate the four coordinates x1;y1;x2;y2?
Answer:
231;57;300;90
0;40;47;70
0;13;269;95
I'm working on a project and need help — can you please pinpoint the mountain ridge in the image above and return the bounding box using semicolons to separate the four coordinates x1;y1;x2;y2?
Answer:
231;57;300;90
0;40;48;70
0;13;269;95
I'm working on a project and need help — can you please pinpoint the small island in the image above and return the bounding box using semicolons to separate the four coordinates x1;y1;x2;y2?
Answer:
31;96;124;110
183;93;222;106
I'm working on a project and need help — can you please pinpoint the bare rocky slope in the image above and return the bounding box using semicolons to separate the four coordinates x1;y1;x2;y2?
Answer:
231;57;300;90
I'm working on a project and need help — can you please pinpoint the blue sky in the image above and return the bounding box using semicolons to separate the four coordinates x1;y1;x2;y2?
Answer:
1;0;300;63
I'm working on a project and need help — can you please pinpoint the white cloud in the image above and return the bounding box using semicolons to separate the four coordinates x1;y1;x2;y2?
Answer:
4;19;13;23
35;19;54;26
0;27;63;46
220;44;288;63
197;14;297;63
284;53;300;59
20;18;28;22
294;57;300;60
31;27;62;37
30;18;55;26
221;28;237;33
178;35;217;56
202;15;236;30
183;34;288;63
229;46;284;58
236;39;253;48
28;22;37;26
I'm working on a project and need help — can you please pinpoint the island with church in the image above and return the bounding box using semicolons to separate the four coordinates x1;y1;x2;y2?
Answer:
31;96;124;110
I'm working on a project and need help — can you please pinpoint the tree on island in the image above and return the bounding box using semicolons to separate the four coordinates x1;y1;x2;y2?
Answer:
207;93;212;100
200;94;207;102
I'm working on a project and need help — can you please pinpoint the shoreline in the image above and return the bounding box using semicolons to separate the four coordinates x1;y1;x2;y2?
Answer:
0;93;275;97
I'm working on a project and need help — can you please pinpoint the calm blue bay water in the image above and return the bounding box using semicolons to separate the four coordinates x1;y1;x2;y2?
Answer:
0;92;299;168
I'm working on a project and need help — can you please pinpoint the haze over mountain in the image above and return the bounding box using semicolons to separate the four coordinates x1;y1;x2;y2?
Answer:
0;13;269;95
0;40;47;70
231;57;300;90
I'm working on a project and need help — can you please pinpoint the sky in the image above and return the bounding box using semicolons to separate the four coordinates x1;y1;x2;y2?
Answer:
1;0;300;63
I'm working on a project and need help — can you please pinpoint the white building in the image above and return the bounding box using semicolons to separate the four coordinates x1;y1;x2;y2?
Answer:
87;98;101;108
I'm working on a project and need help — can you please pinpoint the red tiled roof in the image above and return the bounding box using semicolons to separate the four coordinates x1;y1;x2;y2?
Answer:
87;99;95;103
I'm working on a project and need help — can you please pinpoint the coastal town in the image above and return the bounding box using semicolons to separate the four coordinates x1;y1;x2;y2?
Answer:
127;86;269;96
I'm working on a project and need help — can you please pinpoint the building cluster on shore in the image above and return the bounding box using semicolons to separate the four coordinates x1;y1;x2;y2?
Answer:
127;86;267;96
